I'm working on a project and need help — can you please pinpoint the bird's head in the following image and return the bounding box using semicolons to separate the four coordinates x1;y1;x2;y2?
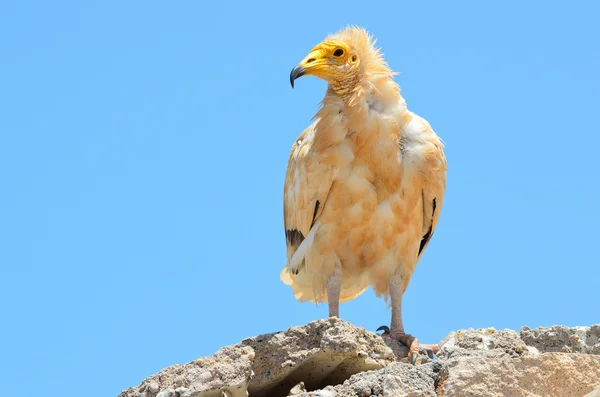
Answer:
290;40;360;89
290;27;394;99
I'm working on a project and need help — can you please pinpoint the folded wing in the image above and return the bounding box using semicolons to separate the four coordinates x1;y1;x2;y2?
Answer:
281;123;336;281
416;129;447;260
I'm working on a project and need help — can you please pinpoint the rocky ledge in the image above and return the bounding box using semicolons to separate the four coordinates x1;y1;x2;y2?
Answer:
118;318;600;397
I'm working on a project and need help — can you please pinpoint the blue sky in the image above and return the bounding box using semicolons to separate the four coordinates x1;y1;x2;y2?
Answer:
1;0;599;395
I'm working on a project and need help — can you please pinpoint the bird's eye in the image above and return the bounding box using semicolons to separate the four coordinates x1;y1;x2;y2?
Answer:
333;49;344;57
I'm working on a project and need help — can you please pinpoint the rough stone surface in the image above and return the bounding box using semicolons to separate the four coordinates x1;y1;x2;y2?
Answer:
520;324;600;354
117;343;256;397
298;362;440;397
119;320;600;397
240;318;411;396
119;318;410;397
585;386;600;397
437;326;600;397
438;326;529;359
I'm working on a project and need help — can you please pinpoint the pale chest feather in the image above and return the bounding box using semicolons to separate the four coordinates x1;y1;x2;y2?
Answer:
316;108;429;257
333;107;429;200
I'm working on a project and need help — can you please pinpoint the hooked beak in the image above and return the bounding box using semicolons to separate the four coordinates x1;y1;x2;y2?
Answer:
290;65;306;88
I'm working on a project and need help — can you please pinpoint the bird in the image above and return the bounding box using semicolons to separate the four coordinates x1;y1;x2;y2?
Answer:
280;26;447;364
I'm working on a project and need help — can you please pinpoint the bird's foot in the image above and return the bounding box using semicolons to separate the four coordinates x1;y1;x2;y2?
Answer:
376;325;440;365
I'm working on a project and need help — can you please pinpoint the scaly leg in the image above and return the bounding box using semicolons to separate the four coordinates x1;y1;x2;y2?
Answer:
326;271;341;317
377;278;439;364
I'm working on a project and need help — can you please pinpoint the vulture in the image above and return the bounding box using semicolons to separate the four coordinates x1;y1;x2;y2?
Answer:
281;26;447;363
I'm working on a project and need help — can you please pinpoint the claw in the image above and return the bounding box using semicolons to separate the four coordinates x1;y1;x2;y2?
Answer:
422;343;441;356
411;352;418;365
423;347;434;360
376;325;390;335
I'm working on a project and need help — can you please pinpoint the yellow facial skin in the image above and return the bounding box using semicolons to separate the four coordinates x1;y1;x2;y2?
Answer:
290;40;359;88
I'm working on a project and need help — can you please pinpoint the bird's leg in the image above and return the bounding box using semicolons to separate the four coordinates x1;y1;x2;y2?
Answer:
377;278;439;364
388;278;419;360
326;270;341;317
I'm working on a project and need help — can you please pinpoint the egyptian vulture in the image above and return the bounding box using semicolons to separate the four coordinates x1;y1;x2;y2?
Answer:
281;26;447;363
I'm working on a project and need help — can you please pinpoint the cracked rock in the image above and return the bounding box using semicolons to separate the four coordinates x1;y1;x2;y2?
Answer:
119;320;600;397
520;324;600;354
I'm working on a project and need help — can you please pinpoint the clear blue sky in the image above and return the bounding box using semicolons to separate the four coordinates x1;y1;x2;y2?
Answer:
1;1;599;395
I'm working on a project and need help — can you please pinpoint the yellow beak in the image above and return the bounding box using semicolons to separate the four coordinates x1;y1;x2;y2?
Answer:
289;48;325;88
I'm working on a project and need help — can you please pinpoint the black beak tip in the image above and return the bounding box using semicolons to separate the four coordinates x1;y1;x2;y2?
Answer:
290;65;306;88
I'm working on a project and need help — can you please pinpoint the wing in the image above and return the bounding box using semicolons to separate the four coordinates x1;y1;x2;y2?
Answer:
416;126;447;260
282;122;335;276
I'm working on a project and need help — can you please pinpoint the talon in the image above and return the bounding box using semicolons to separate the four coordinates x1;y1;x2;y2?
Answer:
411;352;418;365
376;325;390;335
423;347;434;360
408;337;420;365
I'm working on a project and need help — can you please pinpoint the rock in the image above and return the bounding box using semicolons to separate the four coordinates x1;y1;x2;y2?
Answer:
243;318;413;396
438;326;529;359
301;362;439;397
585;385;600;397
438;351;600;397
119;318;408;397
437;325;600;397
520;324;600;354
173;376;185;388
147;382;159;394
120;321;600;397
119;344;255;397
288;381;307;395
